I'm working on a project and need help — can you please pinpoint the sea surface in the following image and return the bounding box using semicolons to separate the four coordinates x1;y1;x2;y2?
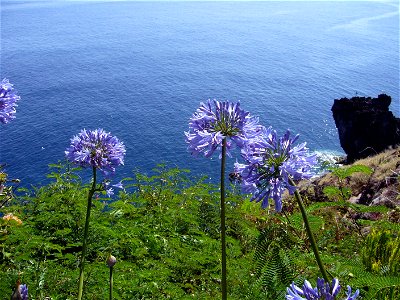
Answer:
1;0;399;187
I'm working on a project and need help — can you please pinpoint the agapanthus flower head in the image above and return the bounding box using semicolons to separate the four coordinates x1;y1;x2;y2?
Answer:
19;284;28;300
11;282;28;300
0;78;21;124
286;278;359;300
65;129;126;176
234;127;317;211
185;100;263;158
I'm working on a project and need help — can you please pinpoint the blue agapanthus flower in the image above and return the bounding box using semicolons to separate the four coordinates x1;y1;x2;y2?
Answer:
185;100;262;158
102;180;124;196
286;278;360;300
65;129;126;176
11;283;28;300
0;78;21;124
19;284;28;300
234;126;316;211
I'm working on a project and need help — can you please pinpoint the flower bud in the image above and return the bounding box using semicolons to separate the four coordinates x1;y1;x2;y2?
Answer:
106;255;116;268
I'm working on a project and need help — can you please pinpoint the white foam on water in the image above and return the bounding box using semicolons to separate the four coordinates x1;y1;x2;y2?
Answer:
312;149;346;176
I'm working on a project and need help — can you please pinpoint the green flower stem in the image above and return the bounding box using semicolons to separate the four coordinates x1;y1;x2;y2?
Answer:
289;177;329;282
78;166;97;300
109;266;113;300
220;138;227;300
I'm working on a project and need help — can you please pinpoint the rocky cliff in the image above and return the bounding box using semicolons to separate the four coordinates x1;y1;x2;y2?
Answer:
331;94;400;163
296;146;400;223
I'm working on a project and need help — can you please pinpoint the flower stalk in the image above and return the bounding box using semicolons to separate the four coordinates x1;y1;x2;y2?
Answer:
107;254;116;300
220;138;227;300
289;177;329;282
234;127;328;282
65;128;125;299
185;100;262;300
78;166;97;300
109;266;113;300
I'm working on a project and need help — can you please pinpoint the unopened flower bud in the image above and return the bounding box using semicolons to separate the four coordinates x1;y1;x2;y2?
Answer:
106;255;116;268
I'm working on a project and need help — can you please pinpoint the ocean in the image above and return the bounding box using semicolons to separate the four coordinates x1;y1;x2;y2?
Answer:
1;0;399;187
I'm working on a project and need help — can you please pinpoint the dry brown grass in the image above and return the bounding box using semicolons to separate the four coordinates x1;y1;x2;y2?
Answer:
348;147;400;194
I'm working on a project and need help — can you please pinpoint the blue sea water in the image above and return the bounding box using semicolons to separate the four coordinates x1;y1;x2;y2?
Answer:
1;0;399;187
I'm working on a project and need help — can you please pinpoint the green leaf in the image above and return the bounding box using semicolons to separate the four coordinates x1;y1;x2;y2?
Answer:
344;165;373;177
323;186;341;197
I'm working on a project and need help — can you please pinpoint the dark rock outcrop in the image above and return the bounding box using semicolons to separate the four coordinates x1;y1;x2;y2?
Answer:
332;94;400;162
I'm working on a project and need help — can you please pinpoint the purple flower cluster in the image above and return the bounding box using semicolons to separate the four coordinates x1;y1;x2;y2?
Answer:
0;78;21;124
19;284;28;300
186;100;317;211
65;129;126;176
185;100;262;158
102;180;124;196
11;283;28;300
286;278;359;300
234;127;317;211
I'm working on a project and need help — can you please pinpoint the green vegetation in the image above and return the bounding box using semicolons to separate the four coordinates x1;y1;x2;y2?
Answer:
323;164;373;202
1;163;399;299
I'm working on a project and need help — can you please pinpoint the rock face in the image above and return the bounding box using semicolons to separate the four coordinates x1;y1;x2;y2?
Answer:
296;147;400;222
332;94;400;162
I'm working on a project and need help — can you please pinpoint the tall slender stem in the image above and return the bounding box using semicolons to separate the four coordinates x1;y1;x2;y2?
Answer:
78;166;97;300
109;266;113;300
289;177;329;282
220;138;227;300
